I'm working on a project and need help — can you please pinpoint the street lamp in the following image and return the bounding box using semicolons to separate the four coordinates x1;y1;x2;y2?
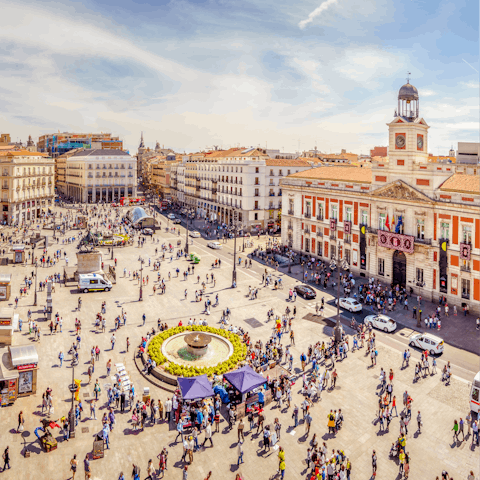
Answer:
185;208;190;255
33;261;38;306
139;258;144;301
232;210;238;287
68;366;77;438
332;249;348;342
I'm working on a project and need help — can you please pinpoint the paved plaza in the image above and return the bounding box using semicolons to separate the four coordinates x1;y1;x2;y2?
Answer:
0;208;479;480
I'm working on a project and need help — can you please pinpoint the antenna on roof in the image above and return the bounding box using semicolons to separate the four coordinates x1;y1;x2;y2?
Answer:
406;71;411;84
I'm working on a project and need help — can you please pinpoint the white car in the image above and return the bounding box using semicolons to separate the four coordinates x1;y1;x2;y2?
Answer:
409;333;444;355
167;213;175;220
335;297;362;313
364;314;397;333
207;241;222;249
189;231;201;238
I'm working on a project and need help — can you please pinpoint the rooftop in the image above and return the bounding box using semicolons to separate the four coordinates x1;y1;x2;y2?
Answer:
71;149;130;158
286;165;372;184
439;174;480;194
0;150;48;157
265;158;311;167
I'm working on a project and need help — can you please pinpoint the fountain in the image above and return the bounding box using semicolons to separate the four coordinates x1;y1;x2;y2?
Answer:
184;332;212;357
161;330;234;368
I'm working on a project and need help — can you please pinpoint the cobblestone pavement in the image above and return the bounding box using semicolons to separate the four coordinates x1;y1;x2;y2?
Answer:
0;210;478;480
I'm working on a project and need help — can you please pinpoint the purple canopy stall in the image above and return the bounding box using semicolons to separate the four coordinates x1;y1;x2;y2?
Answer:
223;365;266;394
177;374;214;401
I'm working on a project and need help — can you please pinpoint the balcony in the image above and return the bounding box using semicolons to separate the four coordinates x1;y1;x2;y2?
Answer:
367;227;378;234
462;292;470;300
254;206;260;210
415;237;432;246
287;224;293;231
316;214;324;221
288;209;294;215
269;193;275;197
344;238;351;245
316;230;323;237
304;212;311;219
304;228;310;235
254;193;260;197
330;233;336;240
460;265;471;273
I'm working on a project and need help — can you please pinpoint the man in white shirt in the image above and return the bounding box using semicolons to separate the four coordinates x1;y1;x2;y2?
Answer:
165;398;172;423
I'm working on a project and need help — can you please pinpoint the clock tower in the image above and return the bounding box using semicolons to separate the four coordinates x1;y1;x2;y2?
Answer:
387;79;429;170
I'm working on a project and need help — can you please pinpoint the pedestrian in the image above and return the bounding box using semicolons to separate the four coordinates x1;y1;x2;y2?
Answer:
452;419;459;441
2;446;10;471
237;441;244;465
84;454;91;479
371;450;377;476
417;411;422;433
237;418;245;442
70;454;78;479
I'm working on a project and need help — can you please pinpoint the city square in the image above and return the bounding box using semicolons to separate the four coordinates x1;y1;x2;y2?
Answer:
0;205;478;480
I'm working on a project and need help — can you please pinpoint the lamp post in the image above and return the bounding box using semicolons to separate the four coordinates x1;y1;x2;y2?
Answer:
232;210;238;287
185;208;190;255
139;258;144;301
242;225;245;252
68;366;76;438
332;250;348;342
33;262;38;306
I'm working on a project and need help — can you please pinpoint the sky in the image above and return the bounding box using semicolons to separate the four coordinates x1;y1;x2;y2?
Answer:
0;0;478;156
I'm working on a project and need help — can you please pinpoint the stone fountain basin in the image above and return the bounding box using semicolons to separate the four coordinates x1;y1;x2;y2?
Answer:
161;331;234;368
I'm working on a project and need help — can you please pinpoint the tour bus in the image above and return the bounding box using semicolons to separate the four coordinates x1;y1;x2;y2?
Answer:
470;371;480;413
78;273;112;293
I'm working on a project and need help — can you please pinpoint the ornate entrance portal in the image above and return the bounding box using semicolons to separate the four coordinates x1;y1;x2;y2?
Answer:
392;250;406;287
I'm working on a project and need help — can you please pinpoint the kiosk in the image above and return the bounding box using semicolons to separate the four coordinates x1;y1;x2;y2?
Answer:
0;274;12;301
11;245;26;264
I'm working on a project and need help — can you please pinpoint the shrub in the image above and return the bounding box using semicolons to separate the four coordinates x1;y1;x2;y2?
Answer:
147;326;247;377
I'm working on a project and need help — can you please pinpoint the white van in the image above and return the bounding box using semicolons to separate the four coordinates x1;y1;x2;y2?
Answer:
78;274;112;293
470;371;480;413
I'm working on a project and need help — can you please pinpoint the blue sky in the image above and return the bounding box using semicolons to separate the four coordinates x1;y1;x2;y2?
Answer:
0;0;478;155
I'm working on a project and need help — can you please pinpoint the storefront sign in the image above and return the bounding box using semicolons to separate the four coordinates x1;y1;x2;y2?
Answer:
459;243;471;260
377;231;414;254
8;380;16;401
0;319;11;326
17;363;37;371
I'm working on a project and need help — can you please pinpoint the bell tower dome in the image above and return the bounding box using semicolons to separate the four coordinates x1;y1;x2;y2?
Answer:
397;74;419;120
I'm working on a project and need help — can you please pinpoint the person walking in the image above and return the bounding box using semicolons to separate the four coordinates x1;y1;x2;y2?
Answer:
237;418;245;442
202;423;213;447
237;441;244;465
416;411;422;433
84;454;91;479
452;419;459;441
70;454;78;479
2;446;10;471
371;450;377;476
17;411;25;433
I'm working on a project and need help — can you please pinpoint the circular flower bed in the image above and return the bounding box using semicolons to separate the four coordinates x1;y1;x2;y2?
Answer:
147;326;247;377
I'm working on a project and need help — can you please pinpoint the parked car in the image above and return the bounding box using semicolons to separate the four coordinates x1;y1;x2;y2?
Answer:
142;228;153;236
335;297;362;313
364;314;397;332
189;231;201;238
294;284;316;299
409;333;444;355
207;241;222;249
173;218;182;224
167;213;176;220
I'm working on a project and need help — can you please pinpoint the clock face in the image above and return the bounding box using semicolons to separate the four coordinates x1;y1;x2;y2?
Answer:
395;135;406;148
417;136;423;149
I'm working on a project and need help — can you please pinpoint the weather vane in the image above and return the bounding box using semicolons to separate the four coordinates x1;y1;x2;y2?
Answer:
407;71;411;83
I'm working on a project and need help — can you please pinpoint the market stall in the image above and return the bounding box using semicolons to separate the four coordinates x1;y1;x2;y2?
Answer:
0;274;12;302
223;366;271;418
175;375;215;429
11;244;26;264
0;347;19;406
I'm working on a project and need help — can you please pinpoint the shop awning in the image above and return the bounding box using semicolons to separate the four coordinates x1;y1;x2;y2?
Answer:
11;245;25;251
177;374;214;400
9;345;38;367
0;274;12;283
223;366;266;394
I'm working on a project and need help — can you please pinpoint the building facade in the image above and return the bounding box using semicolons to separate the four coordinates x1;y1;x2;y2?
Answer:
0;150;55;225
64;149;137;203
281;81;480;313
38;132;123;158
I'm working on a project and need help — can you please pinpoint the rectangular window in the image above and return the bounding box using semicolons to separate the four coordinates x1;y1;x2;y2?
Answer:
255;177;259;185
331;205;338;219
345;207;352;222
416;219;425;239
462;278;470;299
255;167;259;173
462;226;472;244
254;212;258;220
330;244;336;260
378;213;386;231
289;199;294;214
287;170;291;175
416;268;424;284
270;169;274;176
378;258;385;276
317;241;323;256
305;240;310;253
440;222;450;240
305;201;311;217
345;249;351;265
317;203;324;220
279;170;283;176
361;210;368;225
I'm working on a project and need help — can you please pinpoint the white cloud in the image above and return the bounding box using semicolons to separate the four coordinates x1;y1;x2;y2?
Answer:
298;0;340;29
